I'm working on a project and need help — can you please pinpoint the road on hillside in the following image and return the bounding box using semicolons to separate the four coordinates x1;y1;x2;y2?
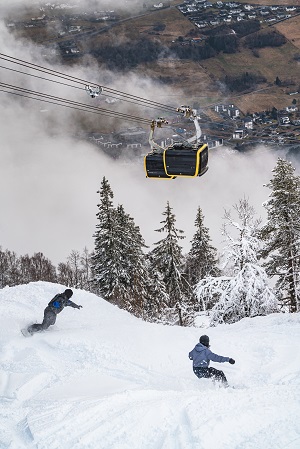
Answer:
39;5;178;47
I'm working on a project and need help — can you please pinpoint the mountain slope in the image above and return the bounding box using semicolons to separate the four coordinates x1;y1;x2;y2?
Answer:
1;282;300;449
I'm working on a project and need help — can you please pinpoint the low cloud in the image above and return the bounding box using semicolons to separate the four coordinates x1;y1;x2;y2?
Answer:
0;0;151;16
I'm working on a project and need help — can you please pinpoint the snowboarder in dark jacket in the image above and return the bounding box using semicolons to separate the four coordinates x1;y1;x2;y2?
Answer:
189;335;235;386
27;289;82;335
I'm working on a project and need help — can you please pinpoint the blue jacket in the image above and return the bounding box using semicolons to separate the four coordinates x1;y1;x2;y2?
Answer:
189;343;230;368
47;293;80;315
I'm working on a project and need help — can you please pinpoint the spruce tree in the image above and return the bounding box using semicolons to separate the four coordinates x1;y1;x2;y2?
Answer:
185;206;220;287
92;177;151;318
112;204;151;318
261;158;300;312
91;177;118;300
145;254;169;323
149;201;190;326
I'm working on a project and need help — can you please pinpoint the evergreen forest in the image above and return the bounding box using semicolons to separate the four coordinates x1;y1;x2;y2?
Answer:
1;158;300;326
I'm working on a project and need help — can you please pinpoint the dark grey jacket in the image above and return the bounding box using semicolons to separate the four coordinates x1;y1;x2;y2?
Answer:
47;293;80;315
189;343;230;368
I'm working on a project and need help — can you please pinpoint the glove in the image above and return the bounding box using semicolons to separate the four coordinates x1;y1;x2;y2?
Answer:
229;358;235;365
77;305;82;309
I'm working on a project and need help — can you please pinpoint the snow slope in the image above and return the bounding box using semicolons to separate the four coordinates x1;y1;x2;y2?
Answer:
0;282;300;449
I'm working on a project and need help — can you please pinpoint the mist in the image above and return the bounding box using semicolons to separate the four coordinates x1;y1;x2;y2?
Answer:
0;4;287;266
0;0;147;15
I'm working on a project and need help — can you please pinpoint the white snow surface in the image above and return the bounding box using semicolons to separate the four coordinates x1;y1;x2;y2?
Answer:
1;282;300;449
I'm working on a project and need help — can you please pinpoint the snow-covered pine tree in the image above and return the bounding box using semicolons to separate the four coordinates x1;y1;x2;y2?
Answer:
105;204;130;306
112;204;151;318
184;206;220;287
196;198;277;325
145;254;169;323
261;158;300;312
91;177;118;300
149;201;191;326
92;178;151;317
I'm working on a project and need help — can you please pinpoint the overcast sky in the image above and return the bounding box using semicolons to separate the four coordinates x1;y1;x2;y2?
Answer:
0;2;290;265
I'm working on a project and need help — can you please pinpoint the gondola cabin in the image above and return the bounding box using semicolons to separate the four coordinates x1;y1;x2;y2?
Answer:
145;107;208;179
163;142;208;178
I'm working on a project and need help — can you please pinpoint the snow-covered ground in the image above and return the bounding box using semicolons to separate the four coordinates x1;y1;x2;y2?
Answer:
1;282;300;449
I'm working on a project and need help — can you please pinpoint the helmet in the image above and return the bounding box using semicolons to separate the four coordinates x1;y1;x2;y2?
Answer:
64;289;73;299
199;335;209;347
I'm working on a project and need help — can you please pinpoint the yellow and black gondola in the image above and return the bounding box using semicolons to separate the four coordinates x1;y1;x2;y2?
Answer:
144;107;209;180
144;143;208;179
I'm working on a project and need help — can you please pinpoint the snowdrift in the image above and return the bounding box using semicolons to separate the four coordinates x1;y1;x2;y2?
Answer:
0;282;300;449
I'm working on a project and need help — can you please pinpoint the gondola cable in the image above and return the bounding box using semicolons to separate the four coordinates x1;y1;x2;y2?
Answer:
0;82;151;125
0;63;172;112
0;52;176;113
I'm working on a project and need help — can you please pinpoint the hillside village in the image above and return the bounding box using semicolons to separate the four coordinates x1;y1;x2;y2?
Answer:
206;100;300;148
80;98;300;158
177;1;300;29
4;1;300;156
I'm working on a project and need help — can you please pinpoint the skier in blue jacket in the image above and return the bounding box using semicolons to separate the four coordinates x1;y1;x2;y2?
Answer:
189;335;235;386
27;289;82;335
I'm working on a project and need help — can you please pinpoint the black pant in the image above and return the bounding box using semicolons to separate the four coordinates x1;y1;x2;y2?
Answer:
193;366;228;385
28;307;57;334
